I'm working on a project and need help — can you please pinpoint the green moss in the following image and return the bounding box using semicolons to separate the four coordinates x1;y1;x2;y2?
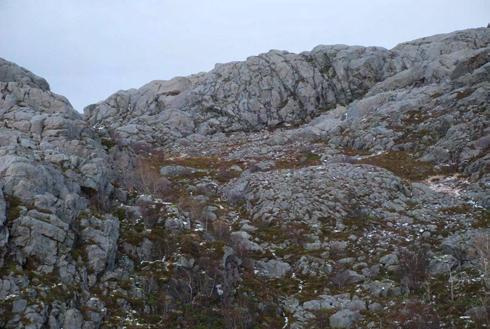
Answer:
6;195;22;221
113;207;126;221
119;222;148;247
120;230;144;246
0;259;22;276
100;137;117;149
71;246;89;263
39;284;76;303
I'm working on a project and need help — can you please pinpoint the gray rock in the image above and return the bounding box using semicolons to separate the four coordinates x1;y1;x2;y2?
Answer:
0;57;50;90
441;229;490;264
0;27;489;329
303;294;345;311
379;253;399;267
160;165;205;177
230;231;263;252
12;298;27;313
333;269;365;285
368;302;383;312
80;216;120;277
240;222;257;233
225;162;412;225
83;297;106;328
11;210;74;268
362;280;401;297
85;44;400;142
296;255;332;276
256;259;291;278
429;254;459;275
63;308;83;329
329;309;361;328
0;188;8;256
165;216;190;231
465;306;489;323
337;257;355;265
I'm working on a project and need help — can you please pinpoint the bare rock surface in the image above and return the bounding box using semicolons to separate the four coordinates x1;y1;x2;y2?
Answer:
1;27;489;328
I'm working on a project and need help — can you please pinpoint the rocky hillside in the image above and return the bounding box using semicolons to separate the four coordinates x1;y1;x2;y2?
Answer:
1;27;489;329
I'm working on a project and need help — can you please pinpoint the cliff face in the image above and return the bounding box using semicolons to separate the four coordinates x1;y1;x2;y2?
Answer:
1;27;489;329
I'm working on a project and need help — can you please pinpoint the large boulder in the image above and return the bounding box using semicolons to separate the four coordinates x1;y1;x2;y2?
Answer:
0;57;50;91
224;162;413;224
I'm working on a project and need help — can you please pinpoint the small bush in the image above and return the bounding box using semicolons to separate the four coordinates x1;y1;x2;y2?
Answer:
132;158;167;195
211;219;231;242
398;246;430;293
177;196;205;223
471;233;490;288
5;195;22;221
222;304;254;329
135;198;163;228
307;309;331;329
80;186;110;212
396;300;440;329
466;304;489;328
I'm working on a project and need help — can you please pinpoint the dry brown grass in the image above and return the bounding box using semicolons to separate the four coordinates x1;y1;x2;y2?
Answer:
355;151;453;181
472;233;490;289
398;246;430;293
395;300;441;329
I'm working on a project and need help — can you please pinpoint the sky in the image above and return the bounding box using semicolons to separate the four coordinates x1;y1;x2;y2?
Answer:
0;0;488;111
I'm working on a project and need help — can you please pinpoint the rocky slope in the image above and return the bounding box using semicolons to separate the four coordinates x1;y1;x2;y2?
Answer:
1;27;489;329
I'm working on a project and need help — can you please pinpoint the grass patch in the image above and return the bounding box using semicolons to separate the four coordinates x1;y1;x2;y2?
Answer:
355;151;452;181
5;195;22;221
275;150;322;170
100;137;117;149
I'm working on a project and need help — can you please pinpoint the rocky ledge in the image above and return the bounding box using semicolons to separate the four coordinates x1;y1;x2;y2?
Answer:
0;27;489;328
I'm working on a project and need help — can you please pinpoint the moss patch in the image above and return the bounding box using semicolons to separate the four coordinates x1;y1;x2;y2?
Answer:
5;195;22;221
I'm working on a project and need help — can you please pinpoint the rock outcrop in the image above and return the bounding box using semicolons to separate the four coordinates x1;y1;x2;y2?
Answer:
1;26;489;328
0;57;116;328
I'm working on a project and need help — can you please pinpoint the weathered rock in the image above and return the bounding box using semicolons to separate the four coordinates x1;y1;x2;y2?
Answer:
225;162;412;225
441;229;490;264
296;255;332;276
0;26;489;329
256;259;291;278
80;216;120;277
230;231;263;252
0;187;8;263
362;280;401;297
84;44;403;144
379;253;399;267
11;210;74;270
0;57;49;90
465;306;489;324
429;254;459;275
63;308;83;329
329;309;361;328
160;165;205;177
0;57;120;329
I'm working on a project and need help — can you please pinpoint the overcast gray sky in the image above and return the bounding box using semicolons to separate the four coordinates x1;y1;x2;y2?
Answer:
0;0;488;111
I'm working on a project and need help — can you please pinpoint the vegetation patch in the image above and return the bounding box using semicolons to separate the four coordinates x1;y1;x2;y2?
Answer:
275;150;322;170
5;195;22;221
354;151;452;181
